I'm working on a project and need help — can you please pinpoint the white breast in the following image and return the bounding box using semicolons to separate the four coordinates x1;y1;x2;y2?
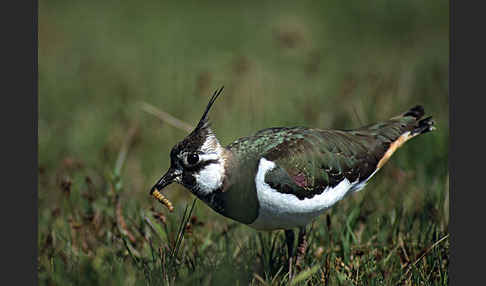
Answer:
249;157;363;230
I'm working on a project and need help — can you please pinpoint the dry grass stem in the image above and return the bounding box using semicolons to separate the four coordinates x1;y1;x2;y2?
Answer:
140;101;194;133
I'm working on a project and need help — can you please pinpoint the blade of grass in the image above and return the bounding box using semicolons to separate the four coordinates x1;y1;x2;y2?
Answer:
400;234;449;282
114;125;138;177
123;237;139;265
174;199;197;259
289;265;320;286
253;273;269;286
143;215;163;243
171;202;190;258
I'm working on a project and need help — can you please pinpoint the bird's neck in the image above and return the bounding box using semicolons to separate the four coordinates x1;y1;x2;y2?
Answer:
193;147;261;224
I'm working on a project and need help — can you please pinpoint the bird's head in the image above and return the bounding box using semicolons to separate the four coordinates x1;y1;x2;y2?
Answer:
150;87;228;199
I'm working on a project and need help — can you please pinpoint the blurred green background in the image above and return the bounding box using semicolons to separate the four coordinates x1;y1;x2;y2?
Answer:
39;0;449;285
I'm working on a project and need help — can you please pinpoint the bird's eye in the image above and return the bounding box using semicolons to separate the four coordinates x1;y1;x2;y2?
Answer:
186;153;199;166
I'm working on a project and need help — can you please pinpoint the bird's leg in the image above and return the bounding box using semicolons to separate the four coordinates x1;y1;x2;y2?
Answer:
284;229;295;280
295;226;308;269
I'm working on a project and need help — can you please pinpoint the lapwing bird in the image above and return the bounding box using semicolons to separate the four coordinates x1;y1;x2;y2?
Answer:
150;87;435;273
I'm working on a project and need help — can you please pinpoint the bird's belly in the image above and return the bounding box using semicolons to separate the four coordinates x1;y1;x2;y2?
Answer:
248;158;360;231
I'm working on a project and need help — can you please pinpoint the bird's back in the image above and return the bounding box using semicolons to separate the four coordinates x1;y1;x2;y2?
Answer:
224;105;434;230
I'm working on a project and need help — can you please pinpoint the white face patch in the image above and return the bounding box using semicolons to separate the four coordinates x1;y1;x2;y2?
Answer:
192;134;226;196
249;157;361;230
193;159;225;195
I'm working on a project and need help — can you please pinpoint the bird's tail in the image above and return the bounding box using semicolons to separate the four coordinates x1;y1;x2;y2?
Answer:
401;105;436;135
357;105;436;138
373;105;436;170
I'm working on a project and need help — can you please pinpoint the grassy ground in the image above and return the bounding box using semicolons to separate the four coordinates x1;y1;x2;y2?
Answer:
39;1;449;285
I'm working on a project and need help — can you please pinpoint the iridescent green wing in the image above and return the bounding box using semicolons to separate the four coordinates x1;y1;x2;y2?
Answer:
262;113;423;199
261;128;381;199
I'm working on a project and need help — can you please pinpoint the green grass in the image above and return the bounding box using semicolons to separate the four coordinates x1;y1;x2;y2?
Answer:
39;0;449;285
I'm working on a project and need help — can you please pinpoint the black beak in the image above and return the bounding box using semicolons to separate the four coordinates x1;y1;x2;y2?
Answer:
150;168;180;195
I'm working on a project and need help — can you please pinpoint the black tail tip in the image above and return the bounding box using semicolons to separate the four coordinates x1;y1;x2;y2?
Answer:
413;116;436;135
404;105;425;119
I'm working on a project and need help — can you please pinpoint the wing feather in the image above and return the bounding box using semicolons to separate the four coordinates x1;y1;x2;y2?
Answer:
262;128;384;200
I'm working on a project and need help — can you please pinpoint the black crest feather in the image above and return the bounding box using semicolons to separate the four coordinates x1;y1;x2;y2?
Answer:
195;86;224;130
